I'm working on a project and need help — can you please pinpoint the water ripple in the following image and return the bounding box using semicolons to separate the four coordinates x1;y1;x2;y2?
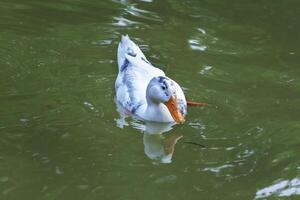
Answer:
189;39;207;51
113;16;140;27
202;164;235;173
256;178;300;198
125;5;162;22
112;0;163;26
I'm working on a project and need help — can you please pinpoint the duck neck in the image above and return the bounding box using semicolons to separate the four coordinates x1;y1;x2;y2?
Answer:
145;99;173;122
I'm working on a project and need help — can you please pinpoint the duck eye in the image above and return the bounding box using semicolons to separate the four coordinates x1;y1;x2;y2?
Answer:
161;86;166;90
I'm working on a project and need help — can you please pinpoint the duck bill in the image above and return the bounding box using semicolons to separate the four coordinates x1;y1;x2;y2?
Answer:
164;96;185;123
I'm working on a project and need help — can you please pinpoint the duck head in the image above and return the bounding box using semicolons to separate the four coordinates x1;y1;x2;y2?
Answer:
146;76;185;123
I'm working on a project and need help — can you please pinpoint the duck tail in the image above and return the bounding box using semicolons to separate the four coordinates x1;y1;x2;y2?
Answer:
117;35;147;71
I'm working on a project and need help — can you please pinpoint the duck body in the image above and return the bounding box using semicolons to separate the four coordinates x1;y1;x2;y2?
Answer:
115;35;187;123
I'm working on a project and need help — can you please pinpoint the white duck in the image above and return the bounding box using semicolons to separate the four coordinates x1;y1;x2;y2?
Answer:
115;35;187;123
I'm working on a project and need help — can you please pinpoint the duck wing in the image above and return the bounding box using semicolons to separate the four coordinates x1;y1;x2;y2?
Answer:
116;35;165;114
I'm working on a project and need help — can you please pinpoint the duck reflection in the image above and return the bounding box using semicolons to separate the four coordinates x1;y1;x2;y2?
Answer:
115;101;182;163
143;122;182;164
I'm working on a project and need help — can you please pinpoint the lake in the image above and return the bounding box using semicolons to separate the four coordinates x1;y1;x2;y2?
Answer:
0;0;299;199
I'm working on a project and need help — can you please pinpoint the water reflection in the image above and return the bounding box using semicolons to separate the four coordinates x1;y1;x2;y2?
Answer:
113;16;140;27
115;102;182;163
112;0;162;28
256;178;300;198
143;122;182;164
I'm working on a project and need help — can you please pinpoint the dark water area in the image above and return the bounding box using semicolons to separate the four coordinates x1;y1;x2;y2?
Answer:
0;0;299;199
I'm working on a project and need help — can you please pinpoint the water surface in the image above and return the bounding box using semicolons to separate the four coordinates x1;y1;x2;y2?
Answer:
1;0;300;199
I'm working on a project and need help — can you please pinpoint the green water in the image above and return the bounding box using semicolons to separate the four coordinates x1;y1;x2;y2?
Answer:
1;0;300;199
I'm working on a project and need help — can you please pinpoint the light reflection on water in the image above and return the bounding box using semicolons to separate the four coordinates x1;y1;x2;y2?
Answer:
256;178;300;198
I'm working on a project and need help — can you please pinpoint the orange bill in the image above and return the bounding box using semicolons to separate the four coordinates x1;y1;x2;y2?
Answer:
164;96;185;123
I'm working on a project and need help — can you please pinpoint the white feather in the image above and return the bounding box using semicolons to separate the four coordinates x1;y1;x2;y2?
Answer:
115;35;187;123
